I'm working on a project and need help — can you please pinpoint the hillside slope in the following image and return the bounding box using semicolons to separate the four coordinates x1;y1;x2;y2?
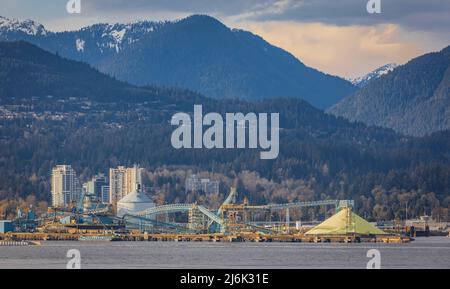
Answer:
0;40;203;105
329;46;450;136
0;15;356;109
1;41;449;220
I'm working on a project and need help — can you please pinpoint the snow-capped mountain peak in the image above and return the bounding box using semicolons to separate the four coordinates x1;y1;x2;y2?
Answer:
0;16;166;58
77;21;164;53
350;63;398;88
0;15;47;36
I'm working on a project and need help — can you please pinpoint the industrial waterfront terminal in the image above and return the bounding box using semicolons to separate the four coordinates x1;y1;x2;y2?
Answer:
1;165;448;246
0;191;422;245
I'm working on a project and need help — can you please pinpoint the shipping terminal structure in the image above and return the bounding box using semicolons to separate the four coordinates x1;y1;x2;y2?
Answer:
0;185;414;243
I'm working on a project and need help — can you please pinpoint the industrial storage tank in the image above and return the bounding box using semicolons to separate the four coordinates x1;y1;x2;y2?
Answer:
116;189;155;217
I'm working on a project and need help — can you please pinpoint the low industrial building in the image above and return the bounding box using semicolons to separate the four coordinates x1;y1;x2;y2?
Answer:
0;220;13;233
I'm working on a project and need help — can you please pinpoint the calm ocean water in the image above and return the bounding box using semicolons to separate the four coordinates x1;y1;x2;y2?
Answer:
0;237;449;269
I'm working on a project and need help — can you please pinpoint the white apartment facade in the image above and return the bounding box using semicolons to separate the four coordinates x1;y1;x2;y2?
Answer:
109;165;143;205
51;165;82;208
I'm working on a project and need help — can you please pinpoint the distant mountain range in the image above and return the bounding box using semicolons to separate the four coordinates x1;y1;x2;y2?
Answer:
2;15;449;138
0;15;356;109
349;63;398;88
0;41;204;105
329;46;450;136
0;16;47;36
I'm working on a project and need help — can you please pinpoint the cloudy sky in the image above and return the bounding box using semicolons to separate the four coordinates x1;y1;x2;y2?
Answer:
1;0;449;78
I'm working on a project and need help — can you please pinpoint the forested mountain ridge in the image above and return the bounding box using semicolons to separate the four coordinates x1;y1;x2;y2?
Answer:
0;41;449;221
0;15;356;109
329;46;450;136
0;40;205;105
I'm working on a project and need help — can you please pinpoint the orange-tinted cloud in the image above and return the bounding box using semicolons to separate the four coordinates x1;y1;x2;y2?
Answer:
238;21;427;78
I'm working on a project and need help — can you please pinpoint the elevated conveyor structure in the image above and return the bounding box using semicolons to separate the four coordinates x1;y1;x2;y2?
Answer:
122;214;191;233
135;203;224;231
266;199;354;211
127;193;354;234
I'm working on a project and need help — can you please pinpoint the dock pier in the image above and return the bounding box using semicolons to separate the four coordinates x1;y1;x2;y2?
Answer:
0;232;411;243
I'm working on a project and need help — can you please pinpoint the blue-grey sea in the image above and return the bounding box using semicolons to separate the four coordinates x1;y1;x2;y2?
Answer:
0;236;448;269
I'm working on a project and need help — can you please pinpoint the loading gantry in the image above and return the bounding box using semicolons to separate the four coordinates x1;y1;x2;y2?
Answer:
124;187;354;235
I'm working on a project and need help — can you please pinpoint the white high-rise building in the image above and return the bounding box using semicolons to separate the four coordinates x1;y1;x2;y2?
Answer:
51;165;82;208
109;165;143;206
